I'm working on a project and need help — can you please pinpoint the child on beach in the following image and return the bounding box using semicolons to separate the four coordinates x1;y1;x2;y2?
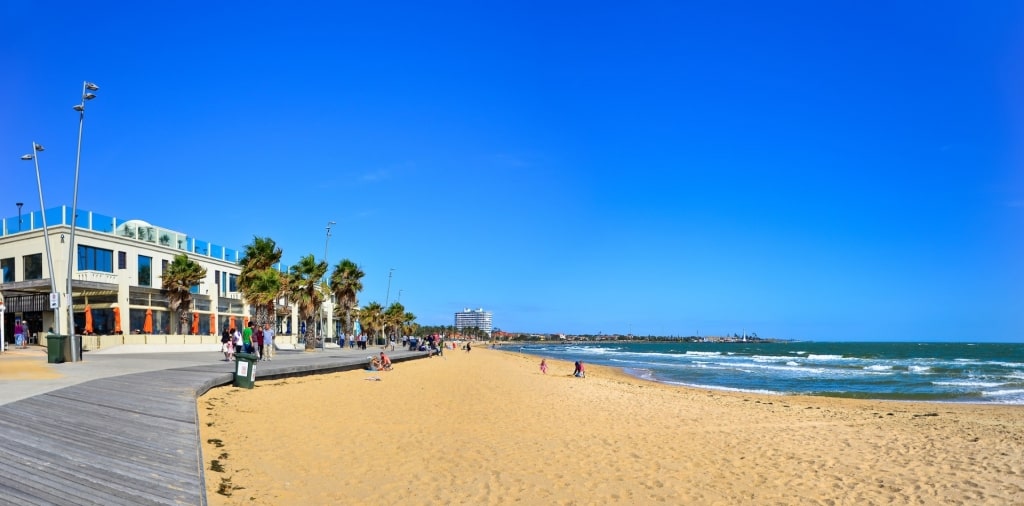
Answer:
540;359;548;374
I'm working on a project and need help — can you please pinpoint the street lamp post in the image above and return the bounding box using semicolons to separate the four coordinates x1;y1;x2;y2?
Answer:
322;220;336;348
21;143;60;335
66;81;98;360
16;202;23;232
385;268;394;306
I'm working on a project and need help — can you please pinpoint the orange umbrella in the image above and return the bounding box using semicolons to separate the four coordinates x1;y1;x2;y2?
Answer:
209;313;216;335
144;308;153;334
84;305;93;334
112;306;121;334
191;313;199;335
229;315;236;330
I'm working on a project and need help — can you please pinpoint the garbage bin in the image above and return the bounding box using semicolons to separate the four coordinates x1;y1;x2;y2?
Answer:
47;335;67;364
233;353;258;388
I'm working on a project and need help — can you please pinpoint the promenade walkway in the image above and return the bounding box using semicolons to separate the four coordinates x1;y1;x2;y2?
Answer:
0;343;427;505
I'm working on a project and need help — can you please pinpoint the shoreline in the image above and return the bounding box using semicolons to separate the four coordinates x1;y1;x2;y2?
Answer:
199;347;1024;504
501;341;1024;405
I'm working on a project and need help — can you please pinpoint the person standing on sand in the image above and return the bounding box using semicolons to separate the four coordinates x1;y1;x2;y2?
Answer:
540;359;548;374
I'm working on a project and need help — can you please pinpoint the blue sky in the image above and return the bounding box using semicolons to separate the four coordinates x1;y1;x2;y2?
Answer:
3;1;1022;341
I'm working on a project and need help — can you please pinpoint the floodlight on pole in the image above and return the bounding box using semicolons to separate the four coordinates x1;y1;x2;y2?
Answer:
21;143;61;334
322;220;337;343
66;80;98;354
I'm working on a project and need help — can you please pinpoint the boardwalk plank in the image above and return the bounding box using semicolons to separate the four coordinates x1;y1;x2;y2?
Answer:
0;348;427;505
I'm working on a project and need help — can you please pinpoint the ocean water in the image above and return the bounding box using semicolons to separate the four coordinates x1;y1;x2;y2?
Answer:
508;341;1024;404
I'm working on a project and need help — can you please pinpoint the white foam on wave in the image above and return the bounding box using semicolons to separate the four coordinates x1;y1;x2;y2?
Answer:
685;351;722;357
806;354;847;361
660;380;785;396
864;365;893;371
718;361;828;376
907;366;932;373
981;389;1024;398
933;380;1004;388
623;367;656;381
786;361;800;367
751;355;792;363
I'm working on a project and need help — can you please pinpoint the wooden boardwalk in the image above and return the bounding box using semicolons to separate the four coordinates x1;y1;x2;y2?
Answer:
0;348;426;505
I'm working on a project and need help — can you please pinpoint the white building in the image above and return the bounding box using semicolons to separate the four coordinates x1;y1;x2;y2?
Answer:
0;206;308;349
454;307;493;336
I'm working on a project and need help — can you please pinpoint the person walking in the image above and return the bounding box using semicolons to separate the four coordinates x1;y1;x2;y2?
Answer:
262;322;275;361
253;324;264;360
540;359;548;374
242;323;254;354
231;327;242;360
14;320;25;349
221;327;232;361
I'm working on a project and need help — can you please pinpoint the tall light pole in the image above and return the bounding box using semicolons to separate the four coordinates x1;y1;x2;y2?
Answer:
322;220;336;343
397;289;403;303
16;202;23;232
67;81;98;353
21;143;60;334
384;268;394;306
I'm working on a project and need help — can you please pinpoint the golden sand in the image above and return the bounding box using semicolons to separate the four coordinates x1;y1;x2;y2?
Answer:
199;347;1024;505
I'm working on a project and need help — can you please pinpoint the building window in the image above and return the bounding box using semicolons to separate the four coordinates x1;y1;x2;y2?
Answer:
1;258;14;283
138;256;152;287
23;253;42;280
78;245;113;273
228;274;239;292
118;251;127;270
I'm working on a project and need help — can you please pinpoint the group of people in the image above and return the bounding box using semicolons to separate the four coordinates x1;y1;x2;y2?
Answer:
368;351;393;371
221;322;275;362
537;358;586;378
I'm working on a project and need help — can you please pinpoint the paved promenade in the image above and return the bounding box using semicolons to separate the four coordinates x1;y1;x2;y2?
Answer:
0;343;427;505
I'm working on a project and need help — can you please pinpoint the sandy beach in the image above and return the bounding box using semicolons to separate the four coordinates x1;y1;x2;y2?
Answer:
198;346;1024;505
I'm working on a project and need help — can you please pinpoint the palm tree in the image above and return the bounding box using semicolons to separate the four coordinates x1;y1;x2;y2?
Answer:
360;301;384;346
161;253;207;334
384;302;405;345
402;311;417;339
329;258;364;338
287;254;326;351
238;237;284;326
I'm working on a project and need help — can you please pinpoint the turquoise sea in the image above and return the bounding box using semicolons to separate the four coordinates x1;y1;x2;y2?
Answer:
509;341;1024;404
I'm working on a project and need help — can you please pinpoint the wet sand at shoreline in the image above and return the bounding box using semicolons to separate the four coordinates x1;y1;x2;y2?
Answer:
199;347;1024;505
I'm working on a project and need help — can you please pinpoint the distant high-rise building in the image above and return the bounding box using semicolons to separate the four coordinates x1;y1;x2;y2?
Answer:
454;307;493;336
